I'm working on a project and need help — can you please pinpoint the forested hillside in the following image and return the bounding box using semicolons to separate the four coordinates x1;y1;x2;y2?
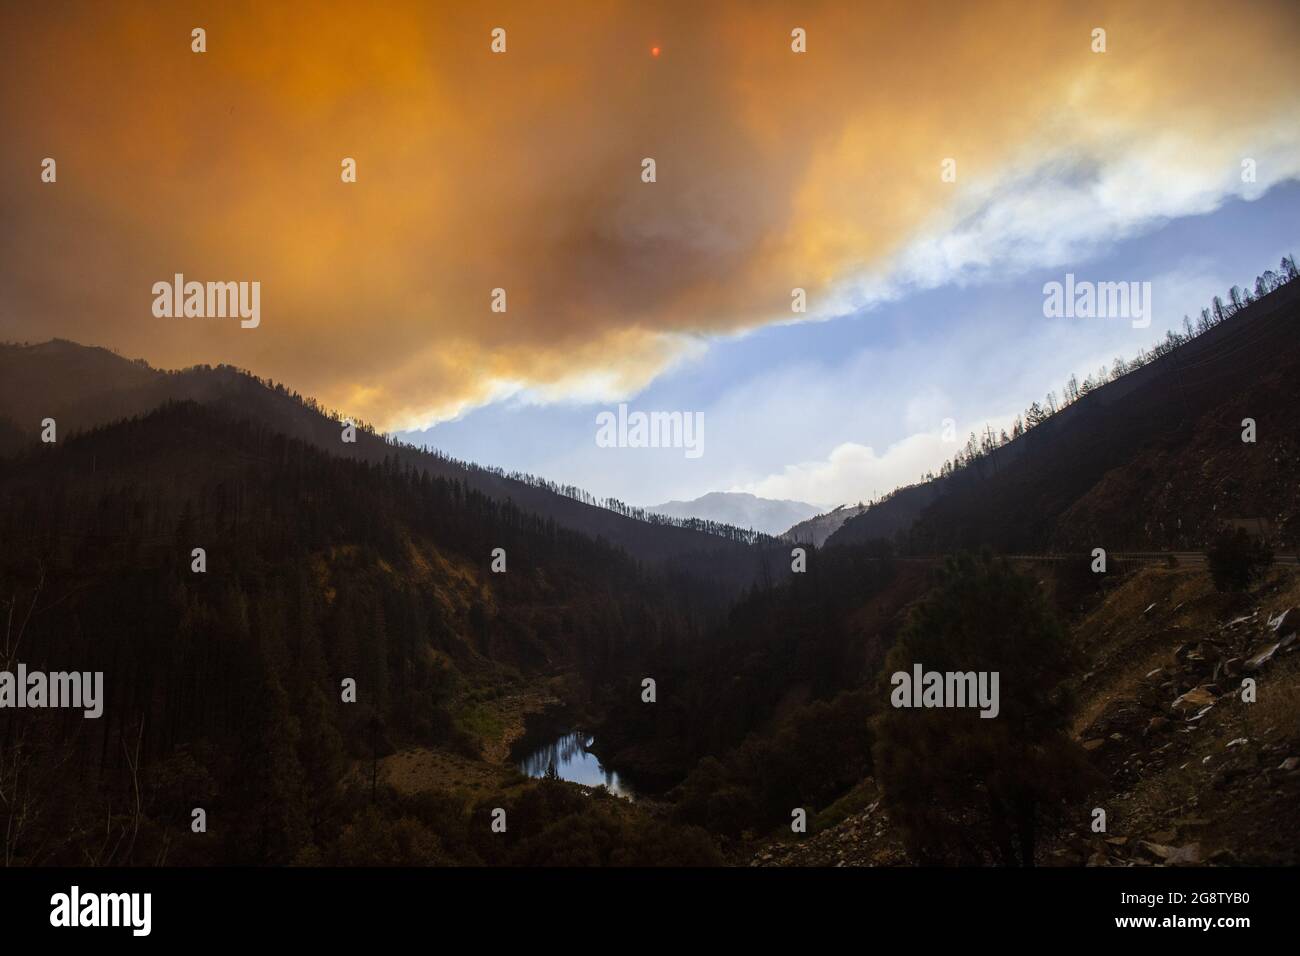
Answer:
831;268;1300;553
0;402;724;864
0;340;770;568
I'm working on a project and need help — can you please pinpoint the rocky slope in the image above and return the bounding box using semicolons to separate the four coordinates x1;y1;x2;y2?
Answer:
750;563;1300;866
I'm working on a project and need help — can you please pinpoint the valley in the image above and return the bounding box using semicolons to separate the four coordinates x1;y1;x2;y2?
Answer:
0;264;1297;867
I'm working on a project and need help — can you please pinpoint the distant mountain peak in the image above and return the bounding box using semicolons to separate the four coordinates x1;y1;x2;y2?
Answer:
645;491;819;536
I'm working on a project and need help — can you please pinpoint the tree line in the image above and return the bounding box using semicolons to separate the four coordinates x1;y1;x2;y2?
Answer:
923;256;1299;482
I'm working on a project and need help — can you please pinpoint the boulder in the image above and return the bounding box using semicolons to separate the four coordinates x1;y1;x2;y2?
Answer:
1243;643;1280;672
1171;686;1217;715
1142;841;1202;865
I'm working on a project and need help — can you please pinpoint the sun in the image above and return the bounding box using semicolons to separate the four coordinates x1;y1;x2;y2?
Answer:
651;46;661;57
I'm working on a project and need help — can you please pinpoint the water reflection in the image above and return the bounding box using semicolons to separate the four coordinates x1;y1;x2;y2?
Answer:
518;731;634;798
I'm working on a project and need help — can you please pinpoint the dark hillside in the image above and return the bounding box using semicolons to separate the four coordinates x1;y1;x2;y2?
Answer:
0;402;717;863
0;340;768;570
831;278;1300;553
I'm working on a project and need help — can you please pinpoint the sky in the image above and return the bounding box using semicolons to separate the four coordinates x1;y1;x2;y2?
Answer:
2;1;1298;509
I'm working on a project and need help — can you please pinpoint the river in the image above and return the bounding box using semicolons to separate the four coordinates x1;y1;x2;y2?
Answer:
517;730;636;798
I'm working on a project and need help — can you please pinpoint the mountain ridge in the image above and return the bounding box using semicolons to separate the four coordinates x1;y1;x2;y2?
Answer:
828;275;1300;553
645;491;818;536
0;339;770;570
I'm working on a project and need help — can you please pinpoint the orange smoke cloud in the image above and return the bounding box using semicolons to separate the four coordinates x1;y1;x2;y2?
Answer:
1;0;1297;428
